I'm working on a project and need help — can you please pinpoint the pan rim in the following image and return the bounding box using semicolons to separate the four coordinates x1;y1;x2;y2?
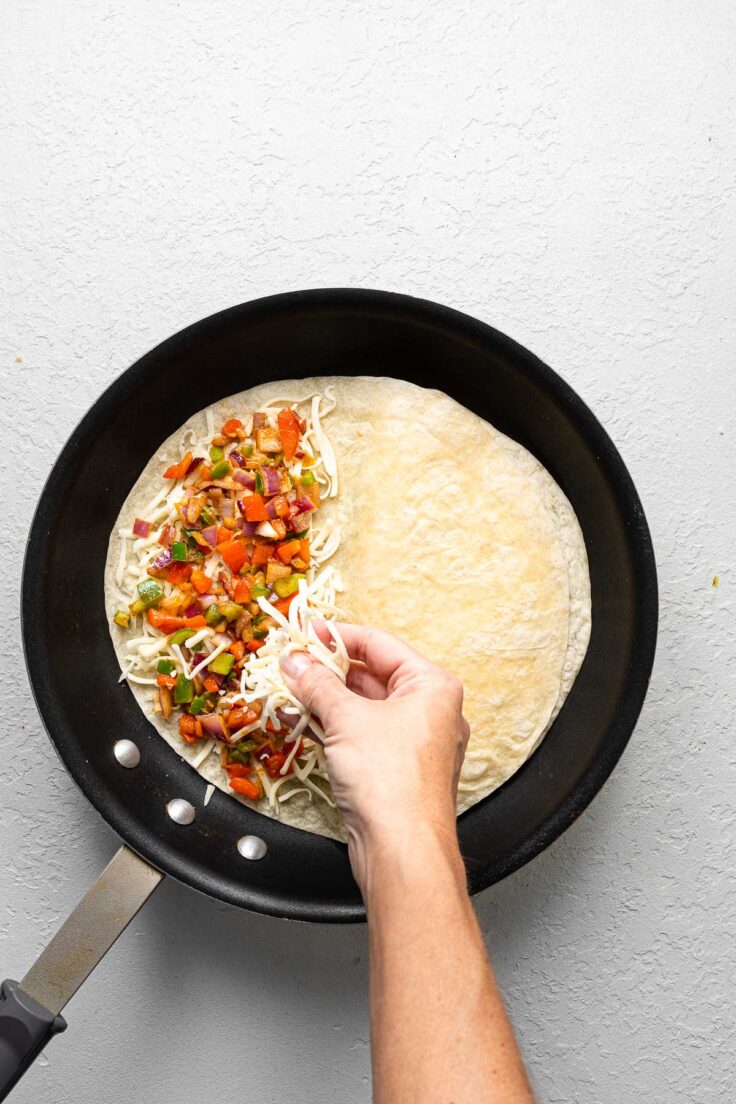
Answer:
21;287;658;921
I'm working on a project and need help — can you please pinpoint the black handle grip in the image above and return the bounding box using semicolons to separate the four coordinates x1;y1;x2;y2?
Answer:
0;980;66;1101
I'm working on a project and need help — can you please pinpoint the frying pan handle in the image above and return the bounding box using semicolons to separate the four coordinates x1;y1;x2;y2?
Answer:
0;980;66;1101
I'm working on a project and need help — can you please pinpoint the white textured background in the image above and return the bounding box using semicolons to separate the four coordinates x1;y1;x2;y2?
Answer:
2;2;735;1101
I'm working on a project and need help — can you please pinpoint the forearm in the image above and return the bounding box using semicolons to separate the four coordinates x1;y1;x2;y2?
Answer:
362;823;534;1104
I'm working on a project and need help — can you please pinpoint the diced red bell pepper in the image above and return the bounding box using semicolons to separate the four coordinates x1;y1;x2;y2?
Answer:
276;539;301;564
147;609;207;634
203;676;220;693
166;562;192;585
229;776;263;800
246;639;265;652
190;569;212;595
228;640;246;662
232;578;251;604
251;542;273;569
241;494;268;522
156;673;177;690
226;706;258;730
277;409;301;461
299;539;310;566
265;752;288;779
225;762;253;778
179;714;201;743
217;539;248;574
163;452;192;480
216;525;232;545
221;418;244;438
274;592;297;616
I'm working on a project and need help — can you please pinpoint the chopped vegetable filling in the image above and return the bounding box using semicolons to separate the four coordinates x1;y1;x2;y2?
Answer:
113;394;346;810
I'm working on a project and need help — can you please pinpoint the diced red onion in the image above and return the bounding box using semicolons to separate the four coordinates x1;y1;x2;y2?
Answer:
149;547;173;573
233;470;256;489
287;511;311;533
199;713;229;740
212;632;232;646
262;467;281;496
133;518;150;538
184;602;200;618
219;499;234;519
293;496;315;514
252;412;266;430
276;708;300;730
200;594;218;609
200;525;218;547
229;450;244;468
185;455;204;476
219;571;234;599
266;499;279;519
255;520;278;539
236;518;258;536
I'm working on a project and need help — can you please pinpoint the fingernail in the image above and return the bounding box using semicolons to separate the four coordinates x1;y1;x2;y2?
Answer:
280;650;313;679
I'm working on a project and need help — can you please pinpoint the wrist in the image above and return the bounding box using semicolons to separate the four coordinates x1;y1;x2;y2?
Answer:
348;814;464;898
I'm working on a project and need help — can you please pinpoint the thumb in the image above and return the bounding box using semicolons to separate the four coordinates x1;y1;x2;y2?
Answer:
280;650;350;724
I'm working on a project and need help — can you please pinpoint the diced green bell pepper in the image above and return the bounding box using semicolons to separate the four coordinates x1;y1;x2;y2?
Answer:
254;471;265;494
113;610;131;628
174;674;194;704
209;460;231;480
157;658;175;674
244;444;254;456
208;652;235;676
299;469;316;486
136;578;164;608
171;542;187;563
229;740;256;763
189;695;207;715
273;573;306;599
204;604;222;626
251;586;269;598
209;445;224;463
200;506;216;526
220;601;244;622
288;529;309;539
128;597;146;615
169;628;195;645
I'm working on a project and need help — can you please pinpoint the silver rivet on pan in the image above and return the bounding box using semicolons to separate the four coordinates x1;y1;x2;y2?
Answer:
113;739;140;768
166;799;196;825
237;835;267;861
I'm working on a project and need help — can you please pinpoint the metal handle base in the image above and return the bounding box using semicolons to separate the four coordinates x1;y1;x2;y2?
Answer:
1;846;163;1100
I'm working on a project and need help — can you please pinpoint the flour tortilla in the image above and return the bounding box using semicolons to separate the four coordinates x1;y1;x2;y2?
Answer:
106;376;591;840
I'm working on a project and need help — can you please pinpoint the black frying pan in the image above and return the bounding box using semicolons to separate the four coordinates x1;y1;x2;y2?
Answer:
1;289;656;1096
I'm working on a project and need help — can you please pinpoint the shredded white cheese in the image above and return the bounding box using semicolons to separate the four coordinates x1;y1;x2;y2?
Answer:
114;388;347;813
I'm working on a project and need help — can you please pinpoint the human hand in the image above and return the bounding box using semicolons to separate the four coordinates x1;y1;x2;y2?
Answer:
279;625;470;888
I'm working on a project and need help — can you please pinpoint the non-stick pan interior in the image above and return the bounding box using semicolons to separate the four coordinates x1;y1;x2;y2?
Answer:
22;290;657;921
